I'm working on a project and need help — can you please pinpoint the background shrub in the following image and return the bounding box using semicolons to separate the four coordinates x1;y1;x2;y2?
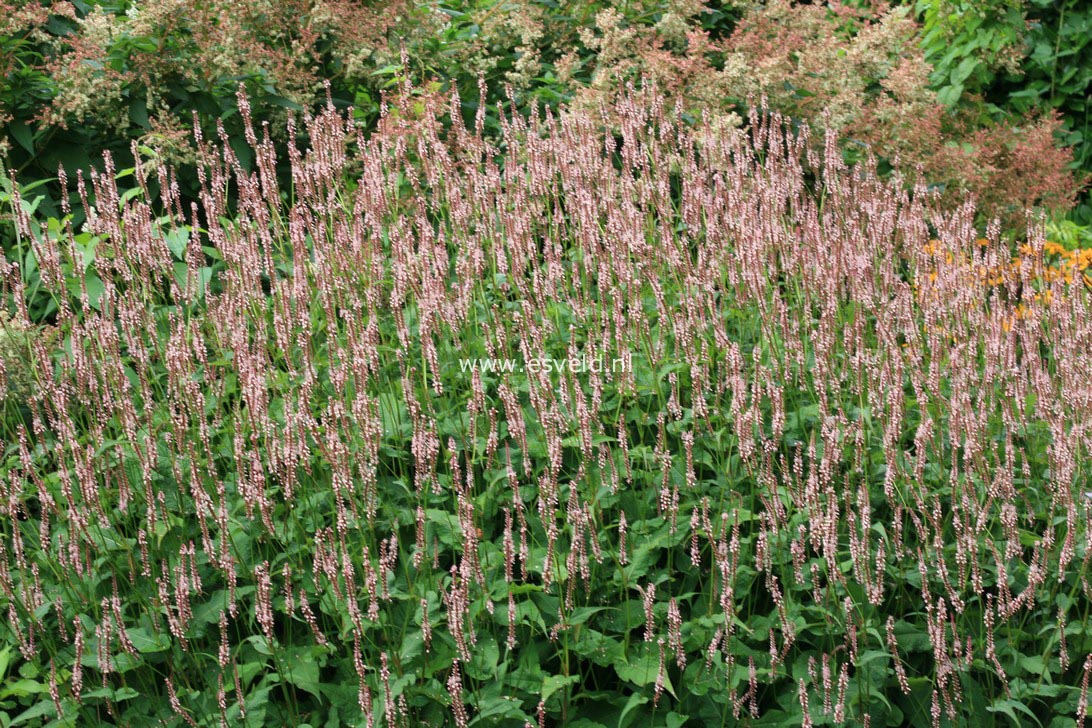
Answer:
917;0;1092;222
3;0;1087;235
0;0;422;217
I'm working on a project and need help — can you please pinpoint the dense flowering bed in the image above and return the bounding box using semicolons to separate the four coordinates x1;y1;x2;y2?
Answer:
0;88;1089;727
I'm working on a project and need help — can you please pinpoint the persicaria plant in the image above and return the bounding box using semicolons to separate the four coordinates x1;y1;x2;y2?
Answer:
0;82;1089;726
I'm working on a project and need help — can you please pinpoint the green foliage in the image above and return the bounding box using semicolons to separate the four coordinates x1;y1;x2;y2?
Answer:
915;0;1092;219
916;0;1026;109
1046;215;1092;252
1017;0;1092;218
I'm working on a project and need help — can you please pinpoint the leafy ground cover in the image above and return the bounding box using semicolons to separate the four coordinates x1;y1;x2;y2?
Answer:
0;81;1089;726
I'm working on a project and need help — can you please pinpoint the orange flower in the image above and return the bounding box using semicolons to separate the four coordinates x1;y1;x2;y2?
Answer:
1044;241;1068;257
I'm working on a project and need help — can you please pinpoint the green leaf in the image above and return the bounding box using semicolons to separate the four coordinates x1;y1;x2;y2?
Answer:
567;607;608;626
465;636;500;681
471;695;527;723
0;679;46;698
665;713;688;728
284;647;322;698
81;686;140;702
750;710;795;726
937;83;965;106
192;591;229;625
66;272;105;310
892;621;931;652
571;629;626;667
0;647;12;680
10;122;34;154
425;508;462;546
541;674;578;703
125;627;170;654
114;687;139;701
857;649;889;667
616;692;649;728
987;698;1043;727
10;699;54;727
1019;654;1048;676
128;98;150;129
162;225;190;259
267;95;304;111
614;651;675;698
246;635;275;656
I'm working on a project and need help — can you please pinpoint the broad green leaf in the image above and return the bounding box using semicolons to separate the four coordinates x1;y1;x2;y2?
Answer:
162;226;190;260
0;647;12;680
665;713;688;728
541;674;578;703
10;699;54;727
284;647;322;698
0;679;46;698
616;692;648;728
987;698;1043;728
125;628;171;654
614;652;675;698
470;695;527;723
10;122;34;154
